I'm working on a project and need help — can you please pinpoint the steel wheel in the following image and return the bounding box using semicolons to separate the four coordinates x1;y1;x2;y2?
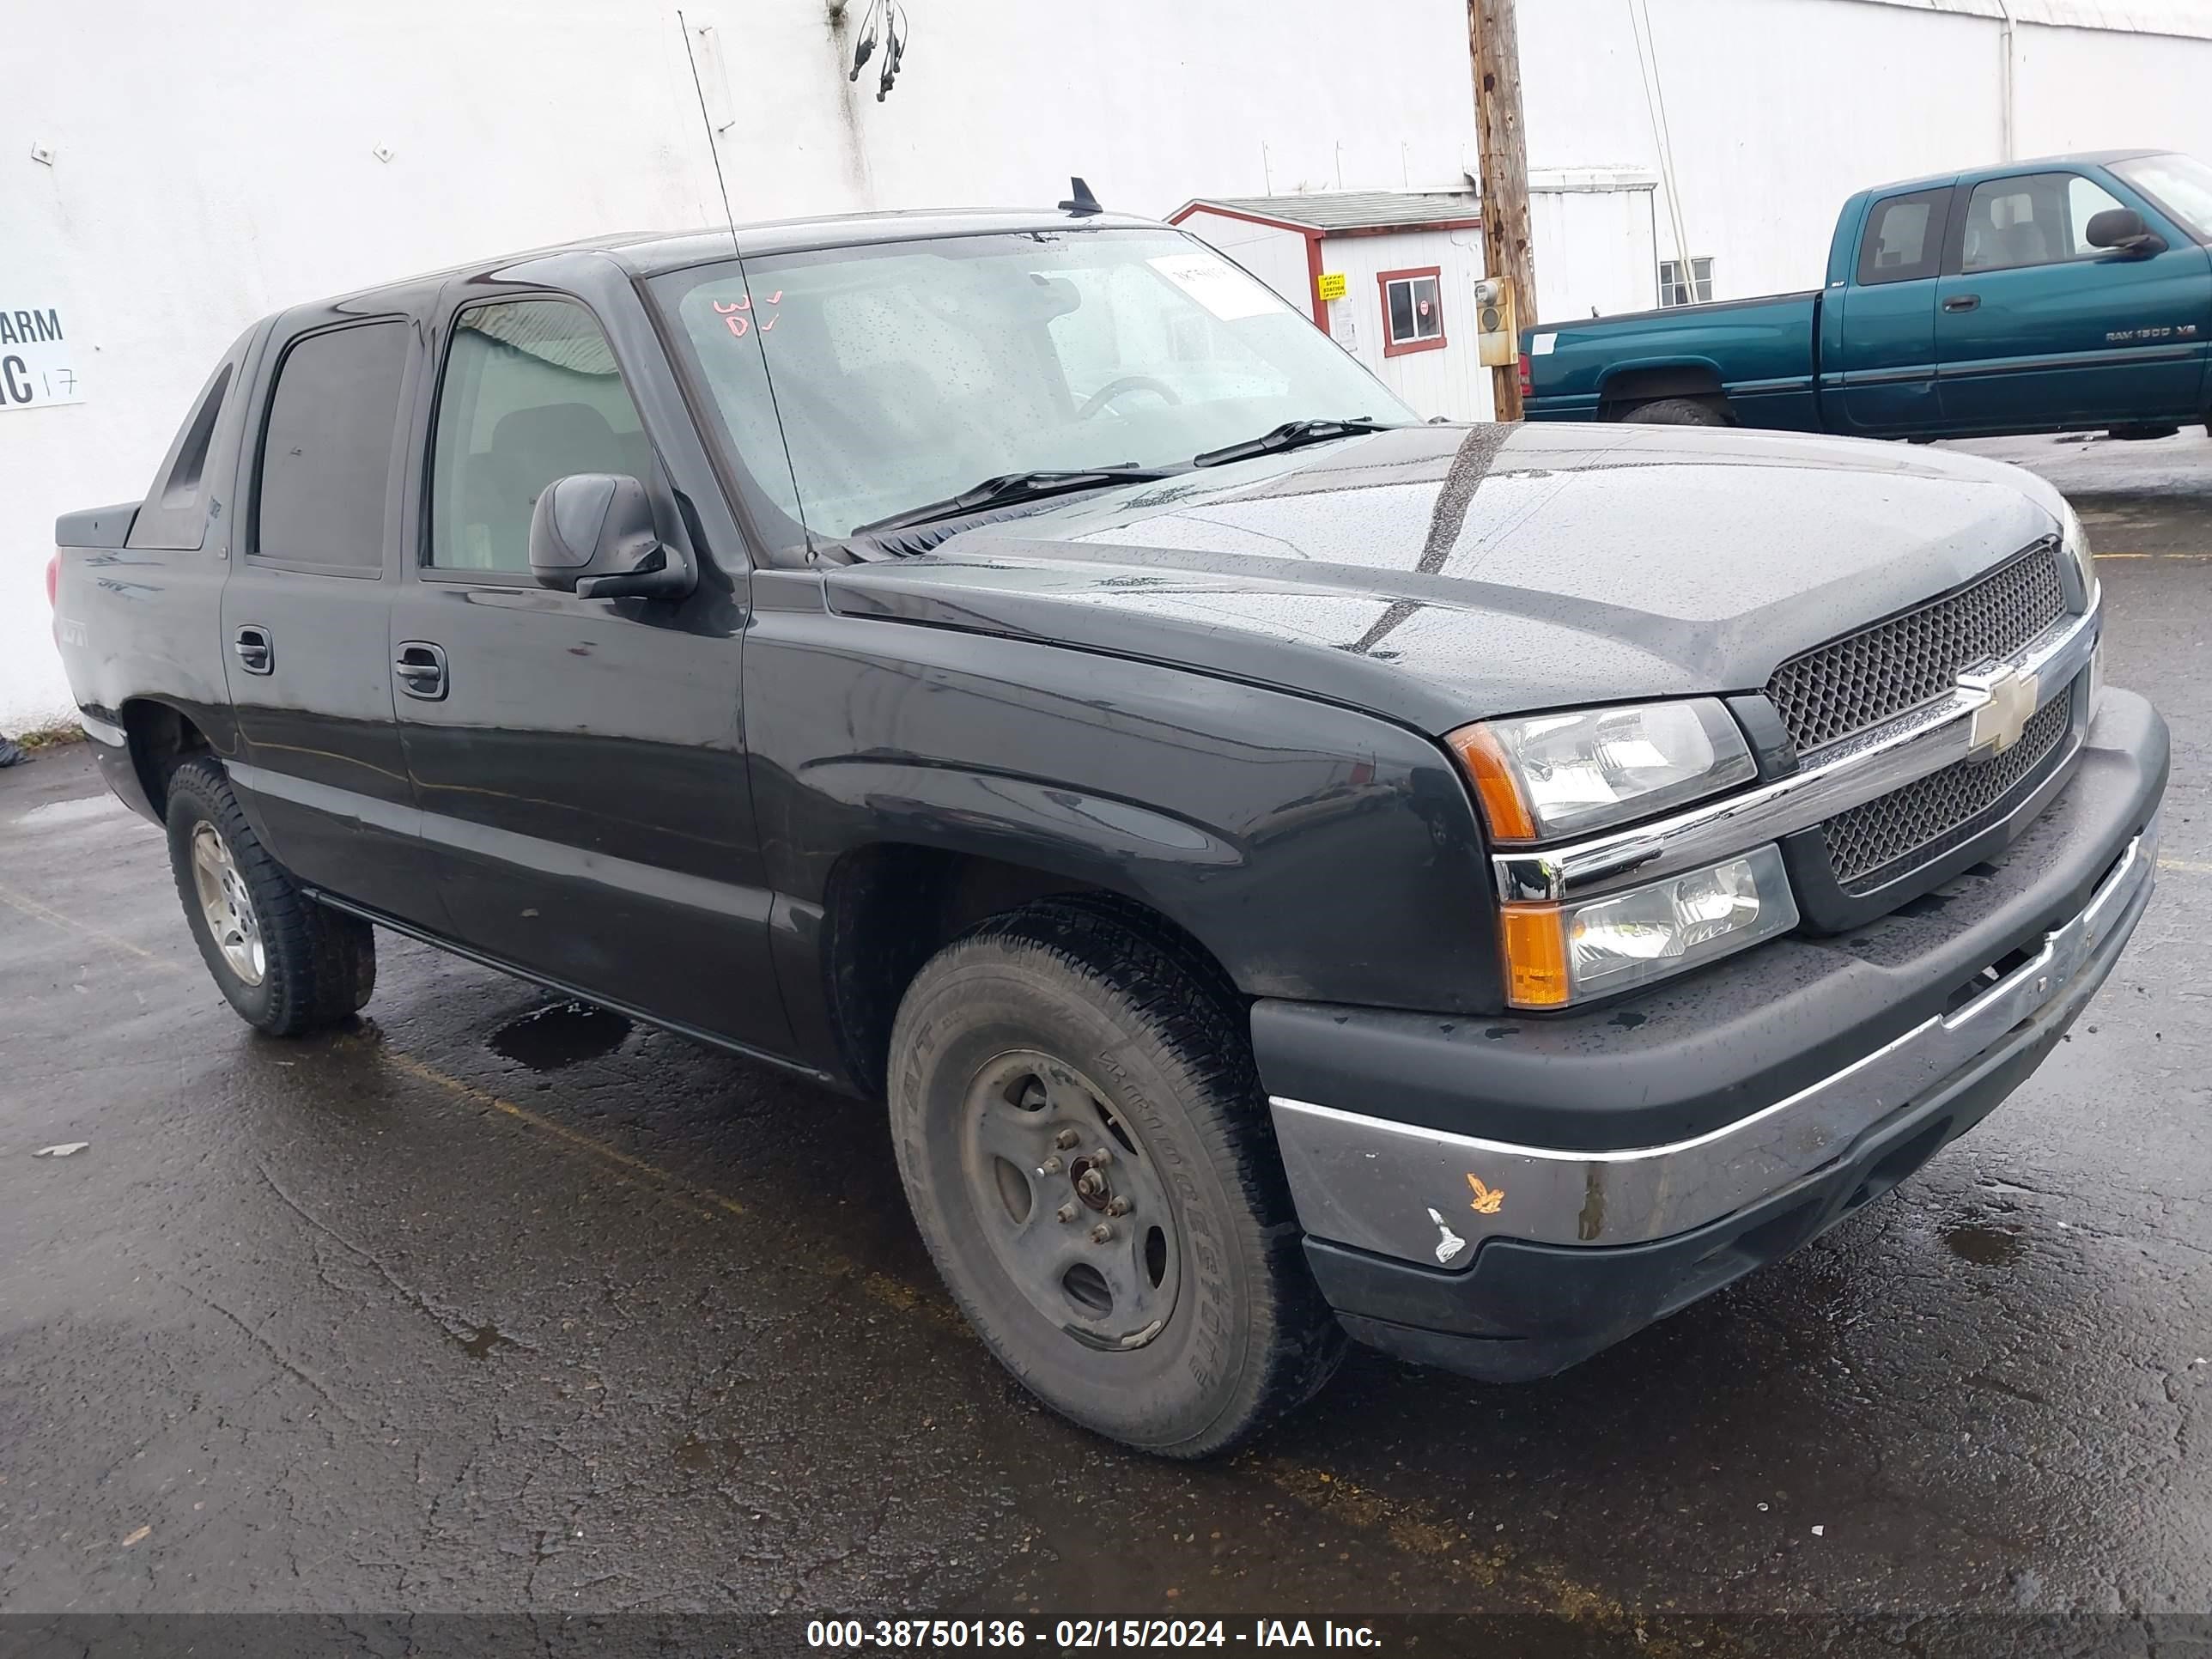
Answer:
190;821;265;987
961;1049;1181;1351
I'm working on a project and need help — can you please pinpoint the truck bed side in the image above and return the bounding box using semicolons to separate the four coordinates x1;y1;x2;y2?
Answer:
50;325;265;823
1522;290;1823;428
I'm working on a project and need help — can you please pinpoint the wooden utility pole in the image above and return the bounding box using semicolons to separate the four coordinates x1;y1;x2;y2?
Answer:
1468;0;1534;420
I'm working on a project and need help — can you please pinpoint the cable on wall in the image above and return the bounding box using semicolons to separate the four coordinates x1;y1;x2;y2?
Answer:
1627;0;1697;304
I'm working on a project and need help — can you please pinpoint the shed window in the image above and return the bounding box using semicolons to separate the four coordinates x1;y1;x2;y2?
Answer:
1378;268;1445;356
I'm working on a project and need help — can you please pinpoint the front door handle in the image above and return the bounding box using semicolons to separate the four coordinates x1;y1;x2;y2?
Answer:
393;641;448;701
234;625;274;675
1943;294;1981;313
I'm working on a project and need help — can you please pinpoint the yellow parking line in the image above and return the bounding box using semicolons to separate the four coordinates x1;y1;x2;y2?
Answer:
0;878;172;967
2094;551;2212;560
370;1044;954;1328
380;1049;750;1218
368;1044;1655;1632
2159;857;2212;876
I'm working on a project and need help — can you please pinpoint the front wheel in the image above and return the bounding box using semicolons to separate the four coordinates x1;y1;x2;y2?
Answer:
165;757;375;1036
887;902;1343;1457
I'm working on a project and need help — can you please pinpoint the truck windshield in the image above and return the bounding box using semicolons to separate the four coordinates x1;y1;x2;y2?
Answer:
2110;154;2212;242
653;228;1413;541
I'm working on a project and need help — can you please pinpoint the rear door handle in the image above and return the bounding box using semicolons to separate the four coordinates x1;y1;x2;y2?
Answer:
234;625;274;675
393;641;448;701
1943;294;1981;313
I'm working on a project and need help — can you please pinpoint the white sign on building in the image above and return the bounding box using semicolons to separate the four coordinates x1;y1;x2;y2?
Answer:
0;295;86;410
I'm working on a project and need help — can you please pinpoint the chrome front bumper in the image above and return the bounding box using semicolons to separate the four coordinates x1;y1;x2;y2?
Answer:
1269;820;2157;1267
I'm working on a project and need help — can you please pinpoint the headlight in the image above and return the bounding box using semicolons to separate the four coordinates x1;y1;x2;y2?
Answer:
1449;698;1757;843
2057;498;2098;609
1501;845;1799;1008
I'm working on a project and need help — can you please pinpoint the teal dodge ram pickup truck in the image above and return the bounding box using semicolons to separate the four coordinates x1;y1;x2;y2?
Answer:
1523;150;2212;440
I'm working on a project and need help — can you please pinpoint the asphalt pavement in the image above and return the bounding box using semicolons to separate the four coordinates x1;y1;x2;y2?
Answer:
3;432;2209;1655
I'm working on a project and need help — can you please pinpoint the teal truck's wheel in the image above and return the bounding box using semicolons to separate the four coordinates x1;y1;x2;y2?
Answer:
1620;396;1729;425
887;901;1342;1457
164;758;375;1036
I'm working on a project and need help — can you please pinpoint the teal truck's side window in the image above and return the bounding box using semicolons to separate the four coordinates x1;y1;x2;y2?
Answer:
1856;189;1951;286
1960;173;2130;273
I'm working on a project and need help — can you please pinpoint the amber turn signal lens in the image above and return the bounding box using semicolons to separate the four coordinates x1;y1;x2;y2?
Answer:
1447;722;1539;842
1500;903;1571;1009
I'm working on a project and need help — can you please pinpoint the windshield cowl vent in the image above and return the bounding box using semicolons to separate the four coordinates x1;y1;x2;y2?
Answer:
847;496;1085;560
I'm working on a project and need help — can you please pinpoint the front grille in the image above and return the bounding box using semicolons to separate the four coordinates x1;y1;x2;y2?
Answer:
1821;688;2073;889
1767;544;2067;756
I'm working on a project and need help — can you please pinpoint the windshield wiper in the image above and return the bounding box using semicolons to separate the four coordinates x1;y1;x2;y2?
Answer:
852;466;1178;536
1191;417;1401;469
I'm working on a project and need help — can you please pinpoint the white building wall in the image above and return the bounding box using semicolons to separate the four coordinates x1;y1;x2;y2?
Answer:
1;0;1480;729
1530;179;1662;322
1517;0;2002;304
2009;20;2212;155
1516;0;2212;312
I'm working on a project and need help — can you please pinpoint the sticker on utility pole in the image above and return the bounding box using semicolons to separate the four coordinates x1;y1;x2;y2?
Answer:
1147;252;1276;322
1316;271;1347;302
0;298;85;410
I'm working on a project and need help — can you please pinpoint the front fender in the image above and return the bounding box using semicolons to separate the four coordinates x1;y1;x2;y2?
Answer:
744;580;1500;1058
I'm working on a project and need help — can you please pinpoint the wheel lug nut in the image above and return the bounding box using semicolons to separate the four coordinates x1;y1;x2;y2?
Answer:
1091;1146;1113;1167
1106;1195;1132;1217
1038;1155;1063;1175
1057;1203;1079;1224
1054;1128;1079;1150
1090;1223;1115;1244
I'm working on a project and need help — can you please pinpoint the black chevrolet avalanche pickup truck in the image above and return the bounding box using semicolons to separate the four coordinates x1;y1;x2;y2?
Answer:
52;209;2166;1457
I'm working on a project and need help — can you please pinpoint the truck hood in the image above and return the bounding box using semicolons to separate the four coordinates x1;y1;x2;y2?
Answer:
822;422;2068;733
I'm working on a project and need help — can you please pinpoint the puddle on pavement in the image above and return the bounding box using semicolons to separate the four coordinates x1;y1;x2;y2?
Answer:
455;1323;517;1359
1942;1219;2027;1267
489;1000;632;1072
673;1434;745;1473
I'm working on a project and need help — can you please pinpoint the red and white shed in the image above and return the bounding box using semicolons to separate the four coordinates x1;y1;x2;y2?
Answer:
1167;189;1492;420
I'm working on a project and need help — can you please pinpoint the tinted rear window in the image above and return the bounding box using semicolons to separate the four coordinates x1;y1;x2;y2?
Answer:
1856;189;1950;285
128;345;240;552
255;320;410;571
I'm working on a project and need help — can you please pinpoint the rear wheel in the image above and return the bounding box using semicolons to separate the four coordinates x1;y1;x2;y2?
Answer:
887;902;1342;1457
165;758;374;1036
1618;395;1729;426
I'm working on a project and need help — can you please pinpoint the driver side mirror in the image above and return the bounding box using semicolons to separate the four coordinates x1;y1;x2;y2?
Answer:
527;473;696;600
2086;207;2166;258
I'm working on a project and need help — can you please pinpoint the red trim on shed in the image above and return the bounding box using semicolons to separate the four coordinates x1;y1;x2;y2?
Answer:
1376;265;1447;359
1304;235;1329;331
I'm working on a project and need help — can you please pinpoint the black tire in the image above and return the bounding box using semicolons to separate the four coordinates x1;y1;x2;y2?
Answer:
1620;395;1729;426
165;757;374;1036
887;900;1343;1458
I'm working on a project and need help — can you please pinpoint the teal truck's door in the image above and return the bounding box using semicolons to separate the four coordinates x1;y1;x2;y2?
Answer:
1935;168;2212;428
1828;186;1952;434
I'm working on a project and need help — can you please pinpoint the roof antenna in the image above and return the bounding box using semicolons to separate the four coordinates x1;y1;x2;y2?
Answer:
677;11;812;563
1057;176;1103;217
678;10;742;253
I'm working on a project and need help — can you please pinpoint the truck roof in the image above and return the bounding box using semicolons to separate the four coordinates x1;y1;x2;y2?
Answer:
1863;148;2168;197
301;209;1169;317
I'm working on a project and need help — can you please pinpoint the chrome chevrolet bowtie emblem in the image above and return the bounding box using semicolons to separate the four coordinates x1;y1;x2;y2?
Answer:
1960;663;2040;757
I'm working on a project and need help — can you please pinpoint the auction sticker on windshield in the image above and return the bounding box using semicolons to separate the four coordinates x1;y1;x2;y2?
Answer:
1148;252;1278;322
